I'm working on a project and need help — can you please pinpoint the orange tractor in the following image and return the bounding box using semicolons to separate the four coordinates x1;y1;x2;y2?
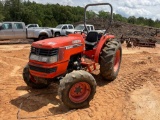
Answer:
23;3;122;109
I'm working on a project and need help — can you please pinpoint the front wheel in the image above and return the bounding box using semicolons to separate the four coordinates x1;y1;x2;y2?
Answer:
58;70;97;109
100;39;122;81
23;64;50;89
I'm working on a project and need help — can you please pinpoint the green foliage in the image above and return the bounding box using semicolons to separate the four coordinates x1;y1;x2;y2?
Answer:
128;16;136;24
114;13;127;22
154;19;160;28
0;1;4;21
0;0;160;28
86;10;97;19
98;10;110;20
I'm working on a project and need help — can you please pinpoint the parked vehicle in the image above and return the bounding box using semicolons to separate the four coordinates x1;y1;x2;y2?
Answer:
66;24;105;35
66;24;94;34
51;24;74;37
26;24;39;28
23;3;122;109
0;22;53;41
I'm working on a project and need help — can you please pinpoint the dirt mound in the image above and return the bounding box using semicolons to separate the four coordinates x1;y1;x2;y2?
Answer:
75;19;160;43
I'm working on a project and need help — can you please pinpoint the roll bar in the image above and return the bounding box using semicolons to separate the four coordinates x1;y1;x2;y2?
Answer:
84;3;113;34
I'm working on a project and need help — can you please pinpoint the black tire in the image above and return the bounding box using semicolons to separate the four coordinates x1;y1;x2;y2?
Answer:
58;70;97;109
38;35;48;40
23;64;50;89
55;32;60;37
100;39;122;81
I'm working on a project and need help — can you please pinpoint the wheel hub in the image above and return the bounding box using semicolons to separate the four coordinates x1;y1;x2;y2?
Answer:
69;82;91;103
74;86;83;94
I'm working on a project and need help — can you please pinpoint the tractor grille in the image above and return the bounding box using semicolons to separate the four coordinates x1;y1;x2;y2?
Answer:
29;65;57;73
31;47;58;56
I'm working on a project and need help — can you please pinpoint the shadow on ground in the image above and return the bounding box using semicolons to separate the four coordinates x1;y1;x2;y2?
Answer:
10;83;71;116
10;74;111;118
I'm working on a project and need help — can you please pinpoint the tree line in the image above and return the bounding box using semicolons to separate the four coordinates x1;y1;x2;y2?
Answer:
0;0;160;28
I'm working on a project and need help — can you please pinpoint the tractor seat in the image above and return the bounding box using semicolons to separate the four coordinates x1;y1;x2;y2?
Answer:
85;31;98;50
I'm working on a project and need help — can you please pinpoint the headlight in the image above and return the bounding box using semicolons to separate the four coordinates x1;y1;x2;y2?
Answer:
48;55;58;63
30;54;58;63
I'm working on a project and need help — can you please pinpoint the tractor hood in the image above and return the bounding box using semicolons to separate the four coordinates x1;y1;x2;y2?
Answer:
31;34;84;49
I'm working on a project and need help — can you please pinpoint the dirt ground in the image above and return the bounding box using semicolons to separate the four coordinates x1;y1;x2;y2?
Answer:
0;43;160;120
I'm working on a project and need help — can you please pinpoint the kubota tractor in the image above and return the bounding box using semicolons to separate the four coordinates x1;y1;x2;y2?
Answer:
23;3;122;109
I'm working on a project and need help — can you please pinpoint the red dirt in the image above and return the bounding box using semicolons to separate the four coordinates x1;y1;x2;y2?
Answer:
0;43;160;120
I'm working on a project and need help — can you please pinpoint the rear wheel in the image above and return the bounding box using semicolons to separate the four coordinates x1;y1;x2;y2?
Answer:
58;70;96;109
23;64;50;89
100;39;122;81
38;35;48;40
55;32;60;37
33;38;38;42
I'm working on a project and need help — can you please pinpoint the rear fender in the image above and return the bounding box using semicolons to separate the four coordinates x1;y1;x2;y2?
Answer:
39;32;49;37
94;34;115;63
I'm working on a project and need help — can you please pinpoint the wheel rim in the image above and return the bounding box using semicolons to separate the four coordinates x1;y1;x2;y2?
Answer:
69;82;91;103
114;49;121;72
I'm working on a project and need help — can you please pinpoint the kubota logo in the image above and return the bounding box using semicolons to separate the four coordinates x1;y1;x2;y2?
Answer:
72;40;81;44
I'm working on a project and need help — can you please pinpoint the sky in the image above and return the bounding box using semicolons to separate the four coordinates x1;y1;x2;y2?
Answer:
30;0;160;21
